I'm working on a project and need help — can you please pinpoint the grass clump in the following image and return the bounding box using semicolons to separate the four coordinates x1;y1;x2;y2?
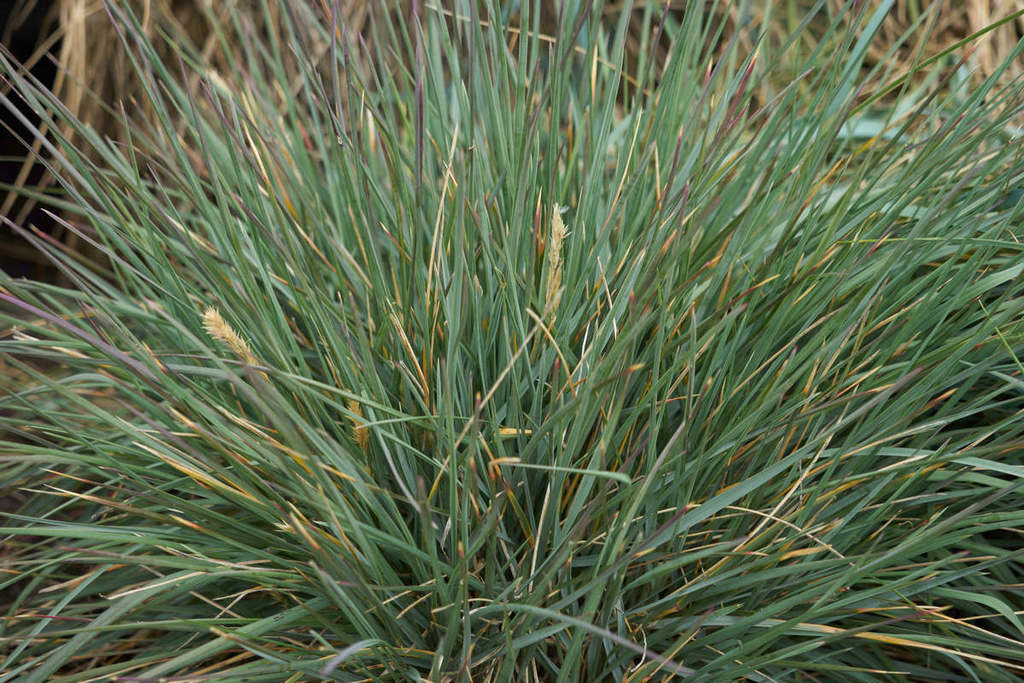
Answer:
2;1;1024;680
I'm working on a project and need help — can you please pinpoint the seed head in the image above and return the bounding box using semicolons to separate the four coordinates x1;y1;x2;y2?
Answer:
202;307;260;367
544;205;569;318
348;398;368;451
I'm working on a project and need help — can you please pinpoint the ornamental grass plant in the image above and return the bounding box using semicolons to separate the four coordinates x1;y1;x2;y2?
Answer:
2;1;1024;680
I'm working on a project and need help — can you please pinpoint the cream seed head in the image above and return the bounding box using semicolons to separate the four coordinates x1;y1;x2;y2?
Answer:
347;398;369;451
544;204;569;318
202;307;260;367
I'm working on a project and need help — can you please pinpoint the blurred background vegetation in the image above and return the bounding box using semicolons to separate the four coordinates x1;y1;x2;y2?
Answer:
3;1;1023;283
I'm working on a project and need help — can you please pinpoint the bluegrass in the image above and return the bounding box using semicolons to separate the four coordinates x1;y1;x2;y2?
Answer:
2;1;1024;680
